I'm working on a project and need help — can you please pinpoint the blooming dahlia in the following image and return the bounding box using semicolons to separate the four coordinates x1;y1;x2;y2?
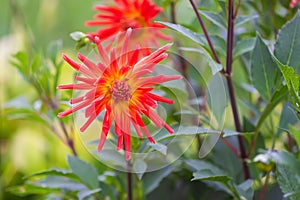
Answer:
85;0;170;50
290;0;300;7
57;29;181;160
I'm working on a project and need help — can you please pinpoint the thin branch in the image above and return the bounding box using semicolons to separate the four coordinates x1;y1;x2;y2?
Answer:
189;0;222;65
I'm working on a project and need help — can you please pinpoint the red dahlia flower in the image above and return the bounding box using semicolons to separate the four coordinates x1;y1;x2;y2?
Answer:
57;29;181;160
85;0;171;50
290;0;300;7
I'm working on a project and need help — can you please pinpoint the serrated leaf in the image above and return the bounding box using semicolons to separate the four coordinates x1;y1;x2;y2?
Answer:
143;165;175;194
277;62;299;93
198;10;227;30
233;38;256;59
67;156;99;190
235;15;259;28
275;11;300;75
277;165;300;200
77;188;101;200
180;47;222;75
251;35;279;101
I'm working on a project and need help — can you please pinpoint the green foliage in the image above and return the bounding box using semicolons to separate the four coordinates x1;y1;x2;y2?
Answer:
3;0;300;200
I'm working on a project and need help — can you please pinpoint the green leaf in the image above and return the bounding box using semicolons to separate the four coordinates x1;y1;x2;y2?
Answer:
192;169;231;182
289;125;300;148
277;165;300;200
24;168;77;180
147;142;167;155
132;159;147;180
276;59;300;109
153;126;219;142
11;52;30;79
255;86;288;131
207;73;227;127
233;38;256;59
158;21;206;45
198;10;227;30
47;40;62;64
143;165;175;194
222;129;253;138
180;47;222;75
67;156;99;190
278;103;299;134
235;15;259;28
37;176;85;191
275;11;300;75
251;35;279;101
7;184;59;196
77;188;101;200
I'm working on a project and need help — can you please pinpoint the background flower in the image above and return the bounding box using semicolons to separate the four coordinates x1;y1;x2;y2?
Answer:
85;0;171;52
57;29;181;160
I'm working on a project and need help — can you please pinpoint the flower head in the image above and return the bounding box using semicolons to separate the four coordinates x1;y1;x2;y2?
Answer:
85;0;171;51
290;0;300;7
57;29;181;160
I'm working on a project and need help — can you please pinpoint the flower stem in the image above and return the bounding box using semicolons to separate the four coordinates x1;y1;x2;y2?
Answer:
259;174;270;200
225;0;250;180
126;160;133;200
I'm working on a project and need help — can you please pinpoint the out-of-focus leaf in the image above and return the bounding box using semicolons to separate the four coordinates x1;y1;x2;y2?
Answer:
11;52;29;77
289;125;300;148
198;10;227;30
235;15;259;28
143;165;175;195
24;168;77;180
180;47;222;75
277;165;300;200
147;142;167;155
67;156;99;190
7;184;59;196
47;40;62;64
207;73;227;127
233;38;256;59
37;176;85;191
278;103;299;134
236;180;254;200
251;35;279;101
77;188;101;200
255;85;288;131
274;11;300;75
133;159;148;180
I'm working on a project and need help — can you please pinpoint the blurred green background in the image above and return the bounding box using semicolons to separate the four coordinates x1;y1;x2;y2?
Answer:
0;0;98;199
